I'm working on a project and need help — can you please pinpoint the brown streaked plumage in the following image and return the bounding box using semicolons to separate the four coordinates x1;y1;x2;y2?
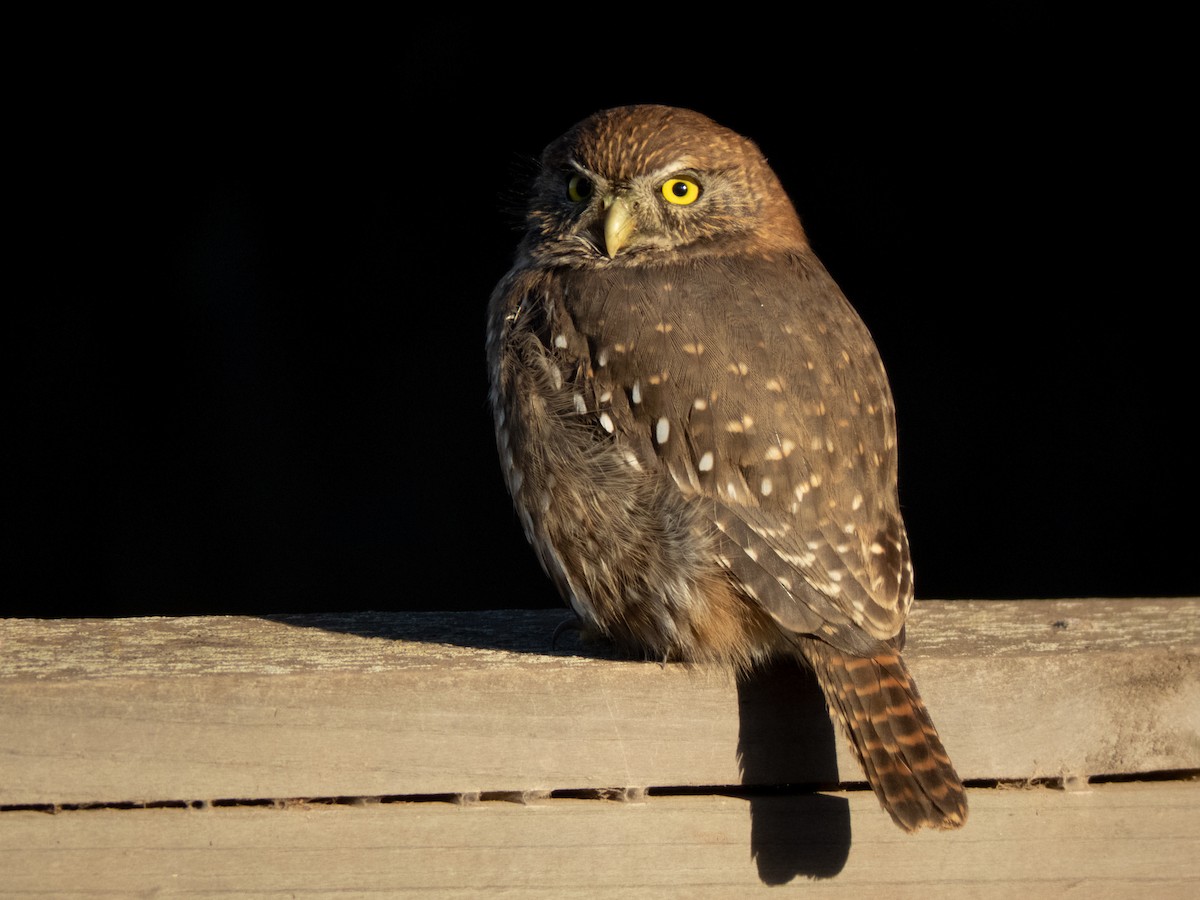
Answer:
487;105;966;831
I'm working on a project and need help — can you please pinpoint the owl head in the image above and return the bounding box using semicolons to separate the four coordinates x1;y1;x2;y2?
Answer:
521;105;808;266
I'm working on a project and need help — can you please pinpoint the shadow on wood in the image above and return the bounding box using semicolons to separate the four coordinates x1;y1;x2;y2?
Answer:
3;603;1199;895
262;609;606;657
266;610;855;882
737;658;850;882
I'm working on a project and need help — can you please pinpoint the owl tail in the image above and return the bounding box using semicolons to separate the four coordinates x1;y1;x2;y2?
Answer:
795;636;968;832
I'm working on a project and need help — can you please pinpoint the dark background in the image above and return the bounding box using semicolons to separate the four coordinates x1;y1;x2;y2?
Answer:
9;14;1195;617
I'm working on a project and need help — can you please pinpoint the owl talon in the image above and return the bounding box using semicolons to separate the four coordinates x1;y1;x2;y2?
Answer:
551;615;623;658
550;615;582;650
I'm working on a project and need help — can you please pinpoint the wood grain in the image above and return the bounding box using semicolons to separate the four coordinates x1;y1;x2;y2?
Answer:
2;601;1197;807
1;781;1197;897
1;601;1197;896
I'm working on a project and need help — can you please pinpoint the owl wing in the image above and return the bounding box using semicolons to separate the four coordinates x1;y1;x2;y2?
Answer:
562;256;912;654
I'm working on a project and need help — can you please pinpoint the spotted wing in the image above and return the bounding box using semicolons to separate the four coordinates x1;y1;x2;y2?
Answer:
558;255;912;653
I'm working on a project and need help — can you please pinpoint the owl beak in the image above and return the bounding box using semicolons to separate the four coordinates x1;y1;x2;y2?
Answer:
603;195;636;258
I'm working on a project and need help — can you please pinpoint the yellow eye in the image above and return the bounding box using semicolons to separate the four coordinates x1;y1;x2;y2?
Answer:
567;174;593;203
662;177;701;205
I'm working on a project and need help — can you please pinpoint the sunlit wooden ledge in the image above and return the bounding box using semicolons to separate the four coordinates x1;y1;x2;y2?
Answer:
1;599;1197;897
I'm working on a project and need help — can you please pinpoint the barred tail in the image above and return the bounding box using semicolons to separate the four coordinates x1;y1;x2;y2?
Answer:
796;637;968;831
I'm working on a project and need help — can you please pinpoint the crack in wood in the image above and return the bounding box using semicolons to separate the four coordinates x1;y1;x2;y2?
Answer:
3;769;1195;815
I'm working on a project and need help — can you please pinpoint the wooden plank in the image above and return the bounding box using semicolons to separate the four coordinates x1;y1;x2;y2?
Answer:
1;601;1197;806
5;599;1198;677
1;781;1197;897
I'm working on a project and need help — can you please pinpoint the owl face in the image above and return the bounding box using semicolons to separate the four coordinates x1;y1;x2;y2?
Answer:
521;105;805;267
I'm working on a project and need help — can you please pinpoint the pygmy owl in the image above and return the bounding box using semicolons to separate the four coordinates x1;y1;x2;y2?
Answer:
487;105;966;831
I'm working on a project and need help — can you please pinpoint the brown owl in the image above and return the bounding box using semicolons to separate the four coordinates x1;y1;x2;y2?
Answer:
487;105;966;831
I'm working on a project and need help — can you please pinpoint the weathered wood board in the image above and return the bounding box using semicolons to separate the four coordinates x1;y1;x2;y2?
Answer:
1;600;1197;806
1;782;1197;897
1;600;1197;896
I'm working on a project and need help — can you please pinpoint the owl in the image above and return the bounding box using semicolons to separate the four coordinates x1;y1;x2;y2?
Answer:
486;105;966;831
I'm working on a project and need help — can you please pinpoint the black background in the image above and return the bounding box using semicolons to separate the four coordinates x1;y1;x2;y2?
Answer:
9;13;1195;617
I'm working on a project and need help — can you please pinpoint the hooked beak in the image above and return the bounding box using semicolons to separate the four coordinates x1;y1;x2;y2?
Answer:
603;195;635;258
